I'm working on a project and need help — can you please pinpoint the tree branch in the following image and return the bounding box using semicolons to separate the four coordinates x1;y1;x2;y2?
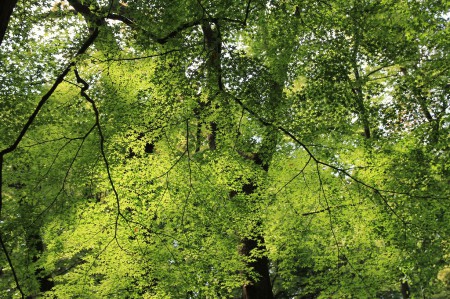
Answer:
0;232;24;298
243;0;252;26
107;10;244;45
74;69;125;246
0;29;99;158
0;29;98;297
30;124;96;226
226;91;436;226
107;13;204;44
0;0;18;46
0;28;99;217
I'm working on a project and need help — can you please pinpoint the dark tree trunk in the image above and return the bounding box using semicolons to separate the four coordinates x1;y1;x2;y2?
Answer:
241;235;274;299
26;233;54;296
350;12;371;140
401;281;410;299
237;157;274;299
0;0;18;46
200;19;275;299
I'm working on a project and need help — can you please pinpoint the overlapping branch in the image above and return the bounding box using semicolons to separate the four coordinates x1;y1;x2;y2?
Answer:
73;69;125;243
226;91;413;227
0;28;99;297
29;124;97;226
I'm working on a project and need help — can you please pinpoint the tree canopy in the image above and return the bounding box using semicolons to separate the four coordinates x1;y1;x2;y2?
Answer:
0;0;449;298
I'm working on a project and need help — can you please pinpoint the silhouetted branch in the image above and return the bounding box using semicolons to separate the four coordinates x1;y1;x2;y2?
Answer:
227;91;427;227
0;232;24;298
30;124;97;226
243;0;252;26
0;30;98;295
74;69;125;247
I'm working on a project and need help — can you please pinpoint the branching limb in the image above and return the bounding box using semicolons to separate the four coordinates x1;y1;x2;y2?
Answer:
315;163;371;296
25;129;96;197
73;69;125;248
5;37;98;131
107;13;204;44
273;156;312;198
227;92;423;227
0;29;98;296
29;124;97;226
107;6;246;45
315;163;339;265
0;28;99;214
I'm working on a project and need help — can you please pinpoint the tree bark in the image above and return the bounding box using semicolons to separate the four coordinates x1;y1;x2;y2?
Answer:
201;19;276;299
0;0;18;46
241;235;274;299
238;155;275;299
416;94;439;144
401;281;410;299
350;5;371;139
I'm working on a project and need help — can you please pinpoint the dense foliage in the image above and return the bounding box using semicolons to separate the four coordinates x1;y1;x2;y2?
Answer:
0;0;449;298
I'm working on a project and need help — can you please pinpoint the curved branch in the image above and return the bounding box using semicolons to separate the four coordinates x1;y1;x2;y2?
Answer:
0;29;99;159
0;232;24;298
0;27;98;214
107;13;203;44
74;69;124;244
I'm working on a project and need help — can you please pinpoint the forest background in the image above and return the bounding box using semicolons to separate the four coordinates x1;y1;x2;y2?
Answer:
0;0;449;298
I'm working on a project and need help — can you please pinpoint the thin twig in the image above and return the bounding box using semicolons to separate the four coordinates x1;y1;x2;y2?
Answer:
316;163;372;295
29;124;96;226
98;49;182;62
181;120;193;226
226;91;415;226
273;156;312;197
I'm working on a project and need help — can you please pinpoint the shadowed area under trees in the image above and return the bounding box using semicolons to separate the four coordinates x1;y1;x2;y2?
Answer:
0;0;449;298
